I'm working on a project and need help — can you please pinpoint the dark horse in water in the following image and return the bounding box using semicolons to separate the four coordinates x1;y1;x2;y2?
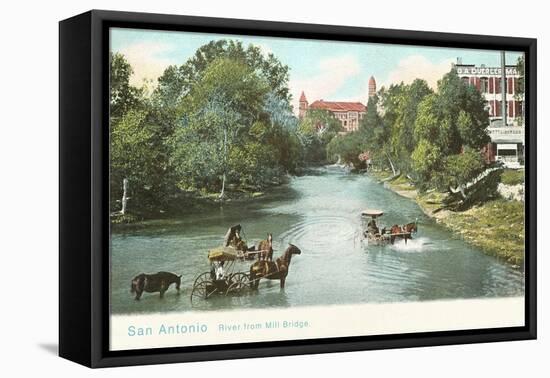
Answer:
131;271;181;300
249;244;301;289
390;221;418;245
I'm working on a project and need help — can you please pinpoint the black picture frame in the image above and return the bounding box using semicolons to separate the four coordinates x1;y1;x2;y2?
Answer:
59;9;537;368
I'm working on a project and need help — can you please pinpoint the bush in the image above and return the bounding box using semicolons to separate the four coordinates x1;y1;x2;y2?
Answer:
501;169;524;186
438;148;485;189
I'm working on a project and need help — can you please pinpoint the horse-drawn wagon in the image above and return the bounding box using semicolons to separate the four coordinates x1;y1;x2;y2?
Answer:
190;246;251;301
361;209;418;245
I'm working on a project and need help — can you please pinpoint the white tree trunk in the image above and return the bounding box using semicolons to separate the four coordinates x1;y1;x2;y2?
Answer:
219;126;227;199
386;154;397;176
219;173;226;199
121;178;129;215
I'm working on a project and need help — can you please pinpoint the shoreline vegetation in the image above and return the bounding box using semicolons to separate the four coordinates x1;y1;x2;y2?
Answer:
368;169;525;268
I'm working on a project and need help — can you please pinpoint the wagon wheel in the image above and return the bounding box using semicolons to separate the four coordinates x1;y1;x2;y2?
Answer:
225;272;250;296
190;272;216;302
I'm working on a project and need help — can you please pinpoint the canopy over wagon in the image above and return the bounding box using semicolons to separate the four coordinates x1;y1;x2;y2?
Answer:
207;246;243;262
361;209;384;218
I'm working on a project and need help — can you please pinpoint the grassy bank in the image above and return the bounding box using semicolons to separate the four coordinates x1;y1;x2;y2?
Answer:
368;169;525;267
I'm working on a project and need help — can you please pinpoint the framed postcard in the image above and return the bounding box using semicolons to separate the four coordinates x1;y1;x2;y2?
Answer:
59;10;536;368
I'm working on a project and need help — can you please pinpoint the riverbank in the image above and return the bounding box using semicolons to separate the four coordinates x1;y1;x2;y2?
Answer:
111;176;295;225
369;170;525;267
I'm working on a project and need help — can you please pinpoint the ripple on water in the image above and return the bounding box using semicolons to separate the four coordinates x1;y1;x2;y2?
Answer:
278;215;362;257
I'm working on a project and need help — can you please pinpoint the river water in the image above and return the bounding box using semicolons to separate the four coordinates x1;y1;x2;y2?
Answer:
111;166;524;314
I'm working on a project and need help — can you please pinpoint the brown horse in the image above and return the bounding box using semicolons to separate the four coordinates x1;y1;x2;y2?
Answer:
390;221;418;245
130;271;181;300
257;233;273;261
249;244;301;289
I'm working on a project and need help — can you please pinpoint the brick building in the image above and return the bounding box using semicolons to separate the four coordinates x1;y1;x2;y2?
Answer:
455;62;524;167
298;76;376;133
455;63;523;124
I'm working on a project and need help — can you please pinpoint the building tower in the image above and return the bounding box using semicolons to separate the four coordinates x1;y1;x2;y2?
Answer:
368;76;377;99
299;91;308;119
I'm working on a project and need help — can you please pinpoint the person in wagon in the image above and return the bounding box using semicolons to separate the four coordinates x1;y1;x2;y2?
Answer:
210;260;226;281
223;224;249;252
367;219;380;236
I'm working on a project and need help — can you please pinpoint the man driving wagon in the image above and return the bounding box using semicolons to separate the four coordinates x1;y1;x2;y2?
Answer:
223;224;249;252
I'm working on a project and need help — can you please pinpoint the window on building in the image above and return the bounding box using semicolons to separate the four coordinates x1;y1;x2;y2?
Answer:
480;77;489;93
462;77;470;86
486;103;493;117
495;101;502;117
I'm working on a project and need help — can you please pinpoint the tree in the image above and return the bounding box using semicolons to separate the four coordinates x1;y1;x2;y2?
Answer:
109;53;180;216
441;147;485;189
326;132;365;169
298;109;342;163
109;52;143;121
514;55;525;125
411;69;490;189
360;90;396;172
390;79;433;174
170;58;273;195
110;110;168;214
155;40;291;107
261;92;301;173
109;40;302;216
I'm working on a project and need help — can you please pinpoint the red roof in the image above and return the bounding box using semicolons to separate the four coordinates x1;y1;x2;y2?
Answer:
299;91;307;102
309;100;366;112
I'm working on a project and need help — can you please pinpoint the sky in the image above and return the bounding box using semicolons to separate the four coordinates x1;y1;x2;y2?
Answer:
110;27;523;113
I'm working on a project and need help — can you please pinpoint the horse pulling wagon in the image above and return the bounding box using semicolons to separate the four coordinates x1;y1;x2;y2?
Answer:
190;246;252;302
361;209;418;245
190;240;302;301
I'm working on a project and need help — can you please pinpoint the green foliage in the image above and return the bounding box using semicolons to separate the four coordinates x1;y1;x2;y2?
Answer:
501;169;524;186
169;55;299;194
360;95;386;150
326;132;365;169
410;139;443;188
297;109;342;163
514;56;525;125
109;53;177;215
109;53;143;121
439;148;486;189
228;142;279;188
389;80;433;173
109;40;303;217
411;69;490;189
155;40;291;106
110;110;174;214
